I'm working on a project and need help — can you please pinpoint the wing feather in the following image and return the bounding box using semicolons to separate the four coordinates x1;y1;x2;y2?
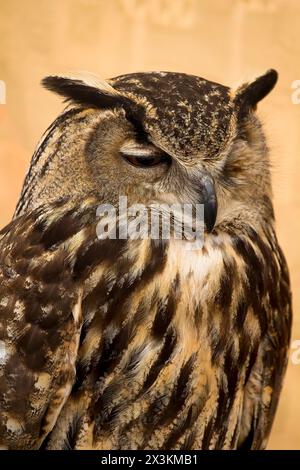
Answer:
0;203;89;449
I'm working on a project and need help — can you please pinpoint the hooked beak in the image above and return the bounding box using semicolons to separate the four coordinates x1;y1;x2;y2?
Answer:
199;174;218;233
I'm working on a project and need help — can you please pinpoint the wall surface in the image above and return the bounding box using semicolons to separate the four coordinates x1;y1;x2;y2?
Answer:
0;0;299;449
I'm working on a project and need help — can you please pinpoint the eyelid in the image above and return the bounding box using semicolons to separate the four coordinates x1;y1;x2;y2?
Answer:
120;140;162;157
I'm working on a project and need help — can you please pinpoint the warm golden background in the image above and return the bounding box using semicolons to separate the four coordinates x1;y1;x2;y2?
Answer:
0;0;299;449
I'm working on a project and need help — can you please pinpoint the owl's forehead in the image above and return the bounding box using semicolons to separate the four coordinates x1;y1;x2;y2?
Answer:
111;72;236;160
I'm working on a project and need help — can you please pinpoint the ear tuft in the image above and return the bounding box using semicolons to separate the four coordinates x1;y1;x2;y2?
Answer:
41;72;126;109
234;69;278;112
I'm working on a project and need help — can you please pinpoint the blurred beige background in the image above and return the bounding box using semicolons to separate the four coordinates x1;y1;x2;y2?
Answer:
0;0;299;449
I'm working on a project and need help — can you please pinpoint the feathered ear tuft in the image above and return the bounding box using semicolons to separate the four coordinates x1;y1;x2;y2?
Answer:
234;69;278;114
41;72;127;109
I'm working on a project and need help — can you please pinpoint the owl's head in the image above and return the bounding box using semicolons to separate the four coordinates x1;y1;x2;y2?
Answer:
16;69;278;234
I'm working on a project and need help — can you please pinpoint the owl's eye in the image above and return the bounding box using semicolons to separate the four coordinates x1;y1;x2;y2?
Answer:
120;141;170;168
122;153;168;168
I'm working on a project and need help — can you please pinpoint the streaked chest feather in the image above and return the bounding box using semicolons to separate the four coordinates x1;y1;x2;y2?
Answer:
46;237;255;450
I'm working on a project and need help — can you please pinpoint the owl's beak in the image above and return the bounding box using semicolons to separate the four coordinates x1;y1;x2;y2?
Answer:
199;174;218;233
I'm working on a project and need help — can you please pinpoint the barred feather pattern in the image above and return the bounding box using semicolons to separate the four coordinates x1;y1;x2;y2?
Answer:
0;198;291;450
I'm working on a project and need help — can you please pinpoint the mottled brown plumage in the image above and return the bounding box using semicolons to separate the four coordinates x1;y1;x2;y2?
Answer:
0;70;292;449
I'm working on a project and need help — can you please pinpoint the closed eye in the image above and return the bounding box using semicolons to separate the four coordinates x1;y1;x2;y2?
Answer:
120;141;171;168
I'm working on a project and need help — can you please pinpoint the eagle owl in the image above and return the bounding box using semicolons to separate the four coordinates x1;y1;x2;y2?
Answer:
0;69;292;450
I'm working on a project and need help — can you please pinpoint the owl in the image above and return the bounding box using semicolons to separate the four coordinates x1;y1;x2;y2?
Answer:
0;69;292;450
